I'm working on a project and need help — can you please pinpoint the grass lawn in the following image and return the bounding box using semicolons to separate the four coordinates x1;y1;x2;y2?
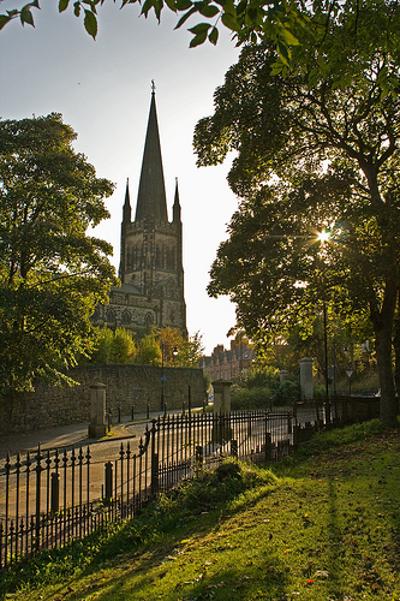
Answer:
2;420;400;601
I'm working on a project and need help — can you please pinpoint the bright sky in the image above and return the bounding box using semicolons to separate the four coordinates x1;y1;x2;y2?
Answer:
0;2;240;354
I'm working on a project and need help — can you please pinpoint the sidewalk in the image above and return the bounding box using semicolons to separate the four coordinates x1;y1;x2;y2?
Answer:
0;410;172;459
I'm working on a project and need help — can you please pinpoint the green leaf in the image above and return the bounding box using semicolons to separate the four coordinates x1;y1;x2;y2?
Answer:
84;9;97;38
277;41;290;65
189;21;210;33
221;11;238;31
175;5;196;28
141;0;154;17
175;0;192;9
198;3;219;17
0;14;11;30
73;1;81;16
270;60;283;75
59;0;70;11
164;0;176;11
280;26;300;46
20;6;34;26
189;29;208;47
208;25;219;44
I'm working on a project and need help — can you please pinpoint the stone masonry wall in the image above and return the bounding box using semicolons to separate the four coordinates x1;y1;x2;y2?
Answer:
0;365;206;434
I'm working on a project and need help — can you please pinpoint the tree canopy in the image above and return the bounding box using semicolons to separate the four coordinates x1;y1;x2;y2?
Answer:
0;0;381;71
0;113;116;400
199;1;400;425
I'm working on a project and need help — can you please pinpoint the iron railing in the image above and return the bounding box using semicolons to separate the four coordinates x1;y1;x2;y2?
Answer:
0;409;295;570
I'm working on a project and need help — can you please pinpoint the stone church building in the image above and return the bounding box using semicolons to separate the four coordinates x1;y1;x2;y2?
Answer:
93;89;187;337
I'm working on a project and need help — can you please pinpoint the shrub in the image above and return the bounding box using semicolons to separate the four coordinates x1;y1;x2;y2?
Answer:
231;386;273;410
271;379;301;406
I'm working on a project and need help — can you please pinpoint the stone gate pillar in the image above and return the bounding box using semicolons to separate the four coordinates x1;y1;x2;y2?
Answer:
299;358;314;400
88;382;107;438
212;380;232;414
212;380;233;444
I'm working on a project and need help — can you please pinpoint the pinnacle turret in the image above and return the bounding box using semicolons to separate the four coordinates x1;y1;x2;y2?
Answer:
173;177;181;222
123;178;132;223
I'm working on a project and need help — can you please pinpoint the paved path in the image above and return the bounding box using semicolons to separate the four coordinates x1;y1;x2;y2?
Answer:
0;411;175;459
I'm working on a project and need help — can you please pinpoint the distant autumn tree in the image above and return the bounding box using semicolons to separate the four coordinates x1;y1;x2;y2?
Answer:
159;327;204;368
0;113;116;405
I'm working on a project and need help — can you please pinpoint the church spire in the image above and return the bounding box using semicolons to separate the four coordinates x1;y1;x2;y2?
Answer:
135;85;168;223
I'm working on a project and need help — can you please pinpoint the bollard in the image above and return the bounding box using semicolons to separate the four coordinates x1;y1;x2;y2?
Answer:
182;401;186;415
117;406;121;424
131;405;135;421
146;401;150;420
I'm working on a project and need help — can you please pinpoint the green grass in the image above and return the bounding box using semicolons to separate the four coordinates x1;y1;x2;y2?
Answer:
2;420;400;601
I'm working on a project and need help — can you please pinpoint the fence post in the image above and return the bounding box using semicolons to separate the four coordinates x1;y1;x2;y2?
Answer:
195;445;203;474
35;445;42;551
264;432;272;462
104;462;113;502
287;412;292;435
50;472;60;513
150;420;159;496
230;439;238;458
146;401;150;420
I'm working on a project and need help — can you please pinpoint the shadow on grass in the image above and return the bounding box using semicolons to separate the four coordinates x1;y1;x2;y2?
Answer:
325;478;345;599
0;462;278;600
65;554;290;601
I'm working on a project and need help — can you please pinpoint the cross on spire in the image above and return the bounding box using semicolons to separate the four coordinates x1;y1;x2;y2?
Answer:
151;80;156;95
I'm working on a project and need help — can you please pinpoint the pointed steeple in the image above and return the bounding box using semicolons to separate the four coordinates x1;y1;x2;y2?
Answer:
173;177;181;222
135;85;168;223
123;177;132;223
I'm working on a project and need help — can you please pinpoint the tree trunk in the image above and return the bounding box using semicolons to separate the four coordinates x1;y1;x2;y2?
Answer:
375;326;397;426
393;292;400;396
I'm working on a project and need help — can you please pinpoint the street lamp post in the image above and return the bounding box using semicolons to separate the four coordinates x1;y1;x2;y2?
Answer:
322;298;331;425
160;342;165;412
346;368;354;397
317;228;332;425
160;343;178;412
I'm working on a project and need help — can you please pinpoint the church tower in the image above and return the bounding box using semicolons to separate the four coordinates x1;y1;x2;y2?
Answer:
94;88;187;337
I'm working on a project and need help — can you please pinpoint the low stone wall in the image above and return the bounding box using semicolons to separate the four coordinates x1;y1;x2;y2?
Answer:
0;365;207;434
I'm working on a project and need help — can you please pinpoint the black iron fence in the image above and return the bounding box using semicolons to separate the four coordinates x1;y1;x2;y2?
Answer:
0;409;295;570
0;397;380;571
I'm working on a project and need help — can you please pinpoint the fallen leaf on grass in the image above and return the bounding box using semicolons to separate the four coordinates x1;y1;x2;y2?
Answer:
313;569;329;579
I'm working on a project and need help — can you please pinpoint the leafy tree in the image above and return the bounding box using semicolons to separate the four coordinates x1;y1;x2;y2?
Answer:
179;331;205;368
199;2;400;426
0;113;116;405
90;327;114;364
0;0;368;74
89;326;137;364
135;332;162;366
111;327;137;363
158;327;204;368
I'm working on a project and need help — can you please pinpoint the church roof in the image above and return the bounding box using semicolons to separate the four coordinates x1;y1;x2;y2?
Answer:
135;89;168;223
